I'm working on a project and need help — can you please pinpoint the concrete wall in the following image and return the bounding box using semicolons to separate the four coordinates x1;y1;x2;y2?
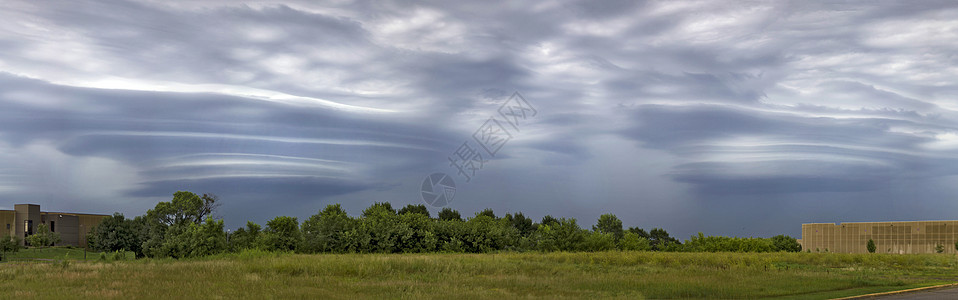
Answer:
0;210;15;238
802;221;958;254
2;205;108;247
76;214;107;248
41;213;79;246
15;204;40;245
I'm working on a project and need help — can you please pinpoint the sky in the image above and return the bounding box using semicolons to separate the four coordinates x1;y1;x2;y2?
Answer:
1;0;958;239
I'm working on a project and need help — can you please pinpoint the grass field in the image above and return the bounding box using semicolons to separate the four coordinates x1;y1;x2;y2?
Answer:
2;249;957;299
2;247;135;261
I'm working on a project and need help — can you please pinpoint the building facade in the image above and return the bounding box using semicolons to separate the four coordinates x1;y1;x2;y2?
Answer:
1;204;109;248
802;221;958;254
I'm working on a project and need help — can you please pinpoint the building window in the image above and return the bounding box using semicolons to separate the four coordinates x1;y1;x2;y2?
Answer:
5;223;9;230
51;221;55;232
24;220;33;236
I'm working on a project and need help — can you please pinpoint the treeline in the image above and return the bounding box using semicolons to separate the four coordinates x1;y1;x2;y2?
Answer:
85;191;801;258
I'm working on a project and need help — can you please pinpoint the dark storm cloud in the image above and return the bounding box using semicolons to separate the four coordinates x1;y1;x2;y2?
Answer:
2;0;958;237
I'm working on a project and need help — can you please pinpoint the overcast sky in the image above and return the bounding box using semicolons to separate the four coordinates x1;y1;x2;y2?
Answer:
2;1;958;239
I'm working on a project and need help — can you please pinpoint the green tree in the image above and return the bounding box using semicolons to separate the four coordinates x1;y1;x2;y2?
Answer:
228;221;261;252
397;212;438;252
362;202;395;217
649;228;680;251
770;235;802;252
438;208;461;221
147;191;208;226
259;216;302;252
434;219;466;252
476;208;497;219
627;227;650;239
0;236;22;261
504;212;535;237
867;239;876;253
398;204;430;218
593;214;624;241
936;243;945;253
540;215;559;227
460;214;515;252
533;217;584;252
26;223;60;248
142;191;219;257
618;231;652;251
88;213;143;255
301;204;356;253
579;232;615;252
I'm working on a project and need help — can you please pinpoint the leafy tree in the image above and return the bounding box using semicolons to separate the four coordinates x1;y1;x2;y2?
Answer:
618;231;652;251
88;213;144;255
580;232;615;252
504;212;535;237
228;221;261;252
936;243;945;253
188;217;227;257
199;193;222;220
867;239;876;253
0;236;22;261
682;233;774;253
147;191;208;226
593;214;624;241
540;215;559;227
26;223;60;248
649;228;680;251
362;202;395;217
259;216;302;252
141;191;222;257
434;219;466;252
397;212;438;252
627;227;650;239
476;208;497;219
533;217;584;252
301;204;356;253
770;235;802;252
398;204;430;218
460;214;514;252
438;208;461;221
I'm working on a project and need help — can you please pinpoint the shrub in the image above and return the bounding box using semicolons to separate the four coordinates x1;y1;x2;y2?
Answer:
618;232;652;251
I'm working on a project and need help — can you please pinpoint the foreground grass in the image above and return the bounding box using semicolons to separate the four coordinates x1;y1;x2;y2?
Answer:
2;251;957;299
2;247;134;261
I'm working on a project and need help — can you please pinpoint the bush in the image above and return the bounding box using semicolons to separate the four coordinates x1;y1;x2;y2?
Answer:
682;233;775;253
580;232;616;252
258;216;302;252
533;218;584;252
618;232;652;251
0;236;22;261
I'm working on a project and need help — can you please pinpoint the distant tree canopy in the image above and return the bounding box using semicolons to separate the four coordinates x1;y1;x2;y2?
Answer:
438;208;461;221
0;236;22;260
594;214;624;241
84;191;806;259
87;213;144;255
398;204;430;218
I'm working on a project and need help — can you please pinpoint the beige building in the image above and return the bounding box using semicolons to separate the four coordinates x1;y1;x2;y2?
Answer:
801;221;958;254
1;204;109;248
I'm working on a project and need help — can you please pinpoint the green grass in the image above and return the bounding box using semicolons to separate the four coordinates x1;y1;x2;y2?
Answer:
1;251;957;299
2;247;135;261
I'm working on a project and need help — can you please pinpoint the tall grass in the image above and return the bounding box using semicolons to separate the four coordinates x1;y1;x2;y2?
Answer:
1;251;956;299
